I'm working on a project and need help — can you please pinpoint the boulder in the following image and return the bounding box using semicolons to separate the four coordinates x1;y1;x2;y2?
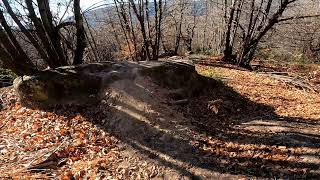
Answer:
139;60;213;97
13;60;211;107
13;62;135;107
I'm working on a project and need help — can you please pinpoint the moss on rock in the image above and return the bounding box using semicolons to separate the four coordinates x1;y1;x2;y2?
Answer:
0;68;18;87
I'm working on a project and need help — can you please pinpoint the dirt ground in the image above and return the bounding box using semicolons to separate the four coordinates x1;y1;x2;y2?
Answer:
0;61;320;179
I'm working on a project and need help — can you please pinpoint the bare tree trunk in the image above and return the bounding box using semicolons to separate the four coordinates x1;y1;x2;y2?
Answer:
202;0;209;51
0;11;30;62
129;0;152;60
25;0;61;67
2;0;49;64
239;0;297;68
174;0;185;54
223;0;299;69
74;0;87;64
0;26;37;75
224;0;237;61
152;0;163;59
128;3;139;60
83;14;99;62
37;0;67;65
114;0;133;59
156;0;163;58
0;0;89;75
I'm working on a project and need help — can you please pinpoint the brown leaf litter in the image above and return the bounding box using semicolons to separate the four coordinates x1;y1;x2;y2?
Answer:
1;63;320;179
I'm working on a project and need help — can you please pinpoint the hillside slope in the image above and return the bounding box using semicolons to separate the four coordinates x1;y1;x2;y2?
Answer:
0;62;320;179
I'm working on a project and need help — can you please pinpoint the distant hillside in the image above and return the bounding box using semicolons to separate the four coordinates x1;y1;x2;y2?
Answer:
73;1;207;27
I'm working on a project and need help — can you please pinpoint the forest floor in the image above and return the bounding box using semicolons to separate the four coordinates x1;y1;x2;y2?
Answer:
0;58;320;179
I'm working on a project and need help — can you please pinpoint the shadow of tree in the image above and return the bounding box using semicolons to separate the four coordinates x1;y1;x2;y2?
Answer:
34;74;320;179
193;59;279;72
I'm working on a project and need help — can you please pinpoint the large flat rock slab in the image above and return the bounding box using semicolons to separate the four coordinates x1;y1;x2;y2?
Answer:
13;60;209;107
13;62;134;106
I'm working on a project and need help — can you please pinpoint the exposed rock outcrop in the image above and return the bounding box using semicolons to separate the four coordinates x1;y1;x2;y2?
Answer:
13;60;211;107
13;62;135;106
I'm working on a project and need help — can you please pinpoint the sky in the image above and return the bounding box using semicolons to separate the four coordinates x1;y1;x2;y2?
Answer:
81;0;110;10
3;0;112;25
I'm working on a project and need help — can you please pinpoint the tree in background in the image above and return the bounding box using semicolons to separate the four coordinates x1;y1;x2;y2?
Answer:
0;0;87;75
72;0;320;67
128;0;163;60
111;0;164;61
270;1;320;63
2;0;319;75
223;0;320;69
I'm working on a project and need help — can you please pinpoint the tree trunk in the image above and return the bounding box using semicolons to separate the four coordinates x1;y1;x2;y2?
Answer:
129;0;152;61
114;0;133;60
37;0;67;65
0;11;30;62
2;0;49;63
174;0;185;55
25;0;61;67
224;0;237;62
74;0;87;65
224;0;298;69
0;30;38;75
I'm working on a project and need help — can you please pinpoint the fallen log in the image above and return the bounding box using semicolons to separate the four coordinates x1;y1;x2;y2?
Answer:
259;72;319;93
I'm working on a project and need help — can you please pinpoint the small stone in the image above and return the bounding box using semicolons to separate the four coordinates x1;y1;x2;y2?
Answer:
0;149;8;154
278;146;287;149
17;107;27;114
34;113;42;118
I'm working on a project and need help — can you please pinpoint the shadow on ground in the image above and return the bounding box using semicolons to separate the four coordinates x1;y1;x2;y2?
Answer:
193;59;282;72
33;72;320;179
